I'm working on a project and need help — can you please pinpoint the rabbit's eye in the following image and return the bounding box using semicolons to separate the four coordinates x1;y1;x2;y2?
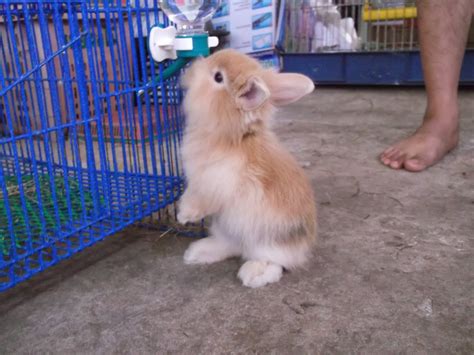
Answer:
214;72;223;83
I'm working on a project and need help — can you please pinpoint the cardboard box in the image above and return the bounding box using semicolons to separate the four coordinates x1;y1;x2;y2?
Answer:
212;0;277;54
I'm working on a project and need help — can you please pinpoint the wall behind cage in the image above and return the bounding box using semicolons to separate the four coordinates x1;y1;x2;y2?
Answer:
0;14;134;140
0;5;182;171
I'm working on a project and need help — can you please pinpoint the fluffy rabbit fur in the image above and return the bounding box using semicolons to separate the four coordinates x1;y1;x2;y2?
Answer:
178;49;316;288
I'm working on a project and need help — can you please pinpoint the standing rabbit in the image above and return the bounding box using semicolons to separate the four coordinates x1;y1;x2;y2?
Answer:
178;49;316;288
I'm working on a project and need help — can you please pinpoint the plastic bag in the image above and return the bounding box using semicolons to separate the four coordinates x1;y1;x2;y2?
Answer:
309;0;360;51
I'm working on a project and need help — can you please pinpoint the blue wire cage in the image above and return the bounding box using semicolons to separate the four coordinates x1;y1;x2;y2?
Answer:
0;0;185;291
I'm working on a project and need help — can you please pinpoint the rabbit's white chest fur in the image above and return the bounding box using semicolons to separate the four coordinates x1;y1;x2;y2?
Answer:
181;138;244;205
181;149;267;235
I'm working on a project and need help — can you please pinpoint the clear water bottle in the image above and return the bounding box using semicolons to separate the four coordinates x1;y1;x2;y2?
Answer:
158;0;222;34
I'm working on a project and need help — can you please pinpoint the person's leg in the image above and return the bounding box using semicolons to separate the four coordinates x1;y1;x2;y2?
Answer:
380;0;473;172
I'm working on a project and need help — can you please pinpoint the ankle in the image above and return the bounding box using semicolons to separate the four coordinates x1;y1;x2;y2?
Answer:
417;114;459;141
425;97;459;121
423;102;459;129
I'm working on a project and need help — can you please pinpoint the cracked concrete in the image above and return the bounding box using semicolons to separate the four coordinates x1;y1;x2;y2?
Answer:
0;87;473;354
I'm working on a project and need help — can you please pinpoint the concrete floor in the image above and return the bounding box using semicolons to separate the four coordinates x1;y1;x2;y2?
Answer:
1;88;473;354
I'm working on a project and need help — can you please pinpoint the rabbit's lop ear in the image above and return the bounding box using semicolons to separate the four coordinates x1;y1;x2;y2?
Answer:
263;71;315;106
236;76;270;111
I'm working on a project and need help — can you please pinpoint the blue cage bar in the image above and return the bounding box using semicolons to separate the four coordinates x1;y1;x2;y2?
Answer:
0;0;185;290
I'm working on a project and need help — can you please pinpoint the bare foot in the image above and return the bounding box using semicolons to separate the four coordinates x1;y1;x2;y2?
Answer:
380;115;459;172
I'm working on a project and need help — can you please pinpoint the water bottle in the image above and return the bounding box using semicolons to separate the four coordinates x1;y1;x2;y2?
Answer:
158;0;222;34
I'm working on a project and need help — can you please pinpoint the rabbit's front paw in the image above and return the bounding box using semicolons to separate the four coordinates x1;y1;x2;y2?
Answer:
238;260;283;288
177;202;203;225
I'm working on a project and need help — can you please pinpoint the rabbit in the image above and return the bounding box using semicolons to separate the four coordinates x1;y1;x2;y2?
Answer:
177;49;316;288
